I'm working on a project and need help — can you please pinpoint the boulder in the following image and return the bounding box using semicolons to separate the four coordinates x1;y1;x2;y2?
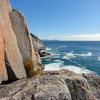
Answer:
83;74;100;100
10;9;44;76
0;0;26;81
0;72;99;100
0;75;72;100
39;50;51;57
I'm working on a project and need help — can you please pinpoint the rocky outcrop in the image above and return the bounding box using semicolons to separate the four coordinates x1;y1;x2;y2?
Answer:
83;74;100;100
31;33;51;57
0;0;26;82
0;70;99;100
10;9;44;75
31;33;46;51
39;50;51;57
10;9;34;63
0;0;44;83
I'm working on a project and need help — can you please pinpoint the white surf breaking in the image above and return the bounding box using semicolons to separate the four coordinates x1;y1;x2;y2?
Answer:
62;52;93;60
44;62;93;74
76;52;93;57
62;52;75;59
46;47;52;51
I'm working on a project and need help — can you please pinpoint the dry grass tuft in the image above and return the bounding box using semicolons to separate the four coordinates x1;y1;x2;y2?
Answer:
23;57;43;77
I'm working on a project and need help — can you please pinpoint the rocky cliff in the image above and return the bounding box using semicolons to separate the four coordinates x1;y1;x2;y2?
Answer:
30;33;46;51
31;33;50;57
0;0;44;83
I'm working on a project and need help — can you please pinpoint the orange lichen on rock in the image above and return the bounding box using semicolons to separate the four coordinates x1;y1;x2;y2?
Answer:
0;38;8;83
0;0;44;83
0;0;26;82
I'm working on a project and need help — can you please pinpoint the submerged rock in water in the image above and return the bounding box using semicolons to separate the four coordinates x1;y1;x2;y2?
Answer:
39;50;51;57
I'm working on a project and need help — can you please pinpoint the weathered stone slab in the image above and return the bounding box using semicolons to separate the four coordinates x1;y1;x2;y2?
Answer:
0;0;26;81
0;73;99;100
10;9;44;77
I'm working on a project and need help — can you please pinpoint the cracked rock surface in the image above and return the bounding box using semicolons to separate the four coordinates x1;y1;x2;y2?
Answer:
0;72;100;100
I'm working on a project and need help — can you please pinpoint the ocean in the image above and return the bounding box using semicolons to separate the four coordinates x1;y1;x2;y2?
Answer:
42;41;100;75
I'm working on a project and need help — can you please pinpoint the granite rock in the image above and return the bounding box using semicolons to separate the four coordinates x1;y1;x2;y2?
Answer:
0;71;99;100
0;0;26;82
10;9;44;74
0;38;8;84
31;33;50;57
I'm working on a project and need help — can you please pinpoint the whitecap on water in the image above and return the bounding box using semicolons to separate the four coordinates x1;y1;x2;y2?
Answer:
52;53;60;56
62;52;75;59
62;52;93;60
46;47;52;51
62;65;93;74
44;63;61;71
76;52;93;57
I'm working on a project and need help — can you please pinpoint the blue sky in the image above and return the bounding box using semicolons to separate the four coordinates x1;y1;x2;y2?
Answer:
10;0;100;40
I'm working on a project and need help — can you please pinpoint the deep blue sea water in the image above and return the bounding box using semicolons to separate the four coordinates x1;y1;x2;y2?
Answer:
42;41;100;75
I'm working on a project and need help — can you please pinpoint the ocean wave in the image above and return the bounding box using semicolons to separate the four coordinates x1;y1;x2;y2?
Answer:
44;63;93;74
52;53;60;56
62;65;93;74
44;63;61;71
62;52;93;60
46;47;52;51
62;52;75;59
76;52;93;57
49;53;61;58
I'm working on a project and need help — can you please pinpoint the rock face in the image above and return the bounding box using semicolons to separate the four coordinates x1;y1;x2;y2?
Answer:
10;9;33;63
10;9;44;74
0;38;8;84
0;71;100;100
31;33;51;57
83;74;100;100
31;33;46;51
0;0;44;83
0;0;26;82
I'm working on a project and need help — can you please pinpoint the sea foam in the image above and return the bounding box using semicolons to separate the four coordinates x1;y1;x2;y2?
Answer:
62;52;75;59
76;52;93;57
62;52;93;60
46;47;52;51
44;62;93;74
